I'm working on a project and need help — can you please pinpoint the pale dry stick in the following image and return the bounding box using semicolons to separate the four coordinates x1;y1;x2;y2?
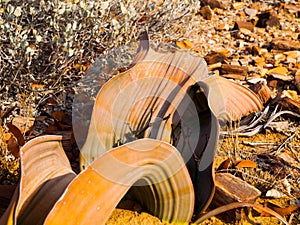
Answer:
274;133;296;155
220;106;269;136
287;143;300;162
222;109;300;137
242;141;278;147
263;110;300;129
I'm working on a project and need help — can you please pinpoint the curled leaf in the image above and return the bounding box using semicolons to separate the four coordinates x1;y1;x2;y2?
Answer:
199;76;263;122
1;135;76;225
45;139;194;225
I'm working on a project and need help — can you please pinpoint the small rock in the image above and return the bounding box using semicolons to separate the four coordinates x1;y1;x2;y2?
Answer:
285;50;300;64
274;54;286;65
244;8;258;17
266;189;285;198
202;0;226;9
204;51;227;65
232;2;245;10
221;73;246;81
234;21;255;32
199;5;213;20
272;39;300;51
282;90;298;101
216;23;230;31
256;11;280;28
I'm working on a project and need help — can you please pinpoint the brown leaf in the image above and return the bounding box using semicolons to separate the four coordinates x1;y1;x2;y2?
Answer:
6;123;25;146
0;106;16;120
235;159;257;169
7;136;20;158
51;110;65;122
217;158;232;170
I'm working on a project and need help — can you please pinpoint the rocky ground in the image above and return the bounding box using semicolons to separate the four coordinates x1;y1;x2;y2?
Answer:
0;0;300;224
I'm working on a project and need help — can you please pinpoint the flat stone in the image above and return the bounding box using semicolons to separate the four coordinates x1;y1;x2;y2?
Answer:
285;51;300;64
213;173;261;205
205;51;227;65
234;21;255;32
272;39;300;51
221;64;248;75
270;73;294;82
221;73;246;81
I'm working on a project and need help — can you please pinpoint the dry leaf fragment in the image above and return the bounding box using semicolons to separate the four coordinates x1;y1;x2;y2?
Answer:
12;116;35;134
7;136;20;158
51;110;65;122
6;123;25;146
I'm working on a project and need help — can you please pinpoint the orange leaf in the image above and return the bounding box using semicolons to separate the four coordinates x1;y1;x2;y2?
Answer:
31;83;45;90
235;159;257;169
6;123;25;146
267;202;300;217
